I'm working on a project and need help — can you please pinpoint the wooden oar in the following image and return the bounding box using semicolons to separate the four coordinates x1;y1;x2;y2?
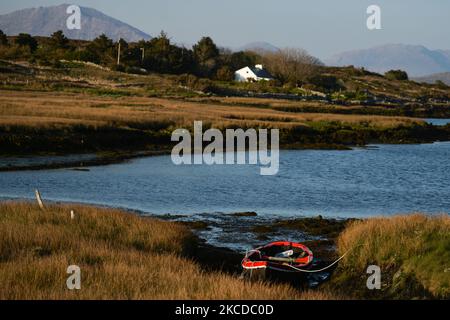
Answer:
266;256;297;263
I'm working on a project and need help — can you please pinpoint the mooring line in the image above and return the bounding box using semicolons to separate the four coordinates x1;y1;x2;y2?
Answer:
280;246;358;273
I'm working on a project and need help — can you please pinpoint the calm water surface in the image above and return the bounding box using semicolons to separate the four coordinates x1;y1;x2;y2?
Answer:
0;142;449;219
424;118;450;126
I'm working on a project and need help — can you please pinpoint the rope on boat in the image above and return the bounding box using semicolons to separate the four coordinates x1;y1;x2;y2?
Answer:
280;246;356;273
242;244;361;274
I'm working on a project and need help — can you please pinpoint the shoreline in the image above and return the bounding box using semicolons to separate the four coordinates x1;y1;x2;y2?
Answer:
0;140;354;172
1;201;447;299
1;140;449;172
0;199;348;288
0;202;350;299
0;149;171;172
0;196;349;256
0;144;346;172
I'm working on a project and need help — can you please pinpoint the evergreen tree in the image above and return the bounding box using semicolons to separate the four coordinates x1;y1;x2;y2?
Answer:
49;30;69;49
0;30;8;46
142;31;194;74
86;34;114;64
193;37;219;77
193;37;219;62
15;33;38;52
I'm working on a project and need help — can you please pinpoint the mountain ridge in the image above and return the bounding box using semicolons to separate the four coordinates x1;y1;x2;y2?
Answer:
0;4;151;42
237;41;280;53
325;44;450;77
413;72;450;86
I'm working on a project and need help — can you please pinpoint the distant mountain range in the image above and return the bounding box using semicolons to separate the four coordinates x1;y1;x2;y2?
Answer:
413;72;450;85
325;44;450;77
237;41;280;53
0;4;151;42
2;5;449;79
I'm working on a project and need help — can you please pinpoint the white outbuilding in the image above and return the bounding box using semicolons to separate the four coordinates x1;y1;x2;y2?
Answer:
234;64;274;82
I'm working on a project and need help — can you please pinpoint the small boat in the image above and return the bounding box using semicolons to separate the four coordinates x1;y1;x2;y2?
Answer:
242;241;313;274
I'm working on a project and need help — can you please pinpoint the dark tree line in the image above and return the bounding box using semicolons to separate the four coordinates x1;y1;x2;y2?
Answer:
2;29;341;90
0;29;261;80
0;29;415;94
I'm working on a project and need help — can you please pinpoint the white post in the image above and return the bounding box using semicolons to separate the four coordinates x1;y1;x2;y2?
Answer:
117;38;121;65
35;189;45;210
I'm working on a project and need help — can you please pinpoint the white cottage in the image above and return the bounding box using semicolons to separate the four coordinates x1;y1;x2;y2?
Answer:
234;64;274;82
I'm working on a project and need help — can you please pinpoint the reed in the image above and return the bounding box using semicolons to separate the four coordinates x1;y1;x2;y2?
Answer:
0;90;421;130
332;214;450;299
0;202;339;300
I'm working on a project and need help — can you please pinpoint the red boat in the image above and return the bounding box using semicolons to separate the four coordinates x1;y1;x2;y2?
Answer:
242;241;313;273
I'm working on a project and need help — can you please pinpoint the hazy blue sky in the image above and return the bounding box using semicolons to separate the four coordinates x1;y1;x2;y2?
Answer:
1;0;449;59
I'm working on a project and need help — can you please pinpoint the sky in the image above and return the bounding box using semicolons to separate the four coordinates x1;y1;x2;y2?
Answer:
0;0;449;60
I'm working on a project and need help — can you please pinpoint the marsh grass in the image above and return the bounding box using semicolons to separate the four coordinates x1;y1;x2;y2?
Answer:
332;214;450;299
0;90;420;130
0;202;338;300
1;62;446;155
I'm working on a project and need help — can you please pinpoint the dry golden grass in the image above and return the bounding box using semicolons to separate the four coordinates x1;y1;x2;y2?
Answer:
0;90;420;131
335;214;450;298
0;202;339;300
188;96;353;110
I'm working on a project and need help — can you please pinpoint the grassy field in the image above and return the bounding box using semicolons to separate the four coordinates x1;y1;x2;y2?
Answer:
330;214;450;299
0;60;449;157
188;95;450;118
0;202;338;300
0;90;422;129
0;202;448;300
1;89;448;156
217;65;450;108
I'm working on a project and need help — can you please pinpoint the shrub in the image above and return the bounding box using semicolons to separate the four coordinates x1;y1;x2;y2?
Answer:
385;69;408;81
435;80;448;89
215;66;234;81
0;30;8;46
15;33;38;53
307;74;343;92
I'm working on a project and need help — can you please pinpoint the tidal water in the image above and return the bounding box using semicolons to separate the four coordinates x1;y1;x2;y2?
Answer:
0;142;449;219
424;118;450;126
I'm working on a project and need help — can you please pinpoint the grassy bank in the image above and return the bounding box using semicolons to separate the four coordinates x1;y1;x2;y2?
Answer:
1;90;448;157
1;59;450;118
329;214;450;299
1;59;450;158
0;202;337;300
0;202;448;299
